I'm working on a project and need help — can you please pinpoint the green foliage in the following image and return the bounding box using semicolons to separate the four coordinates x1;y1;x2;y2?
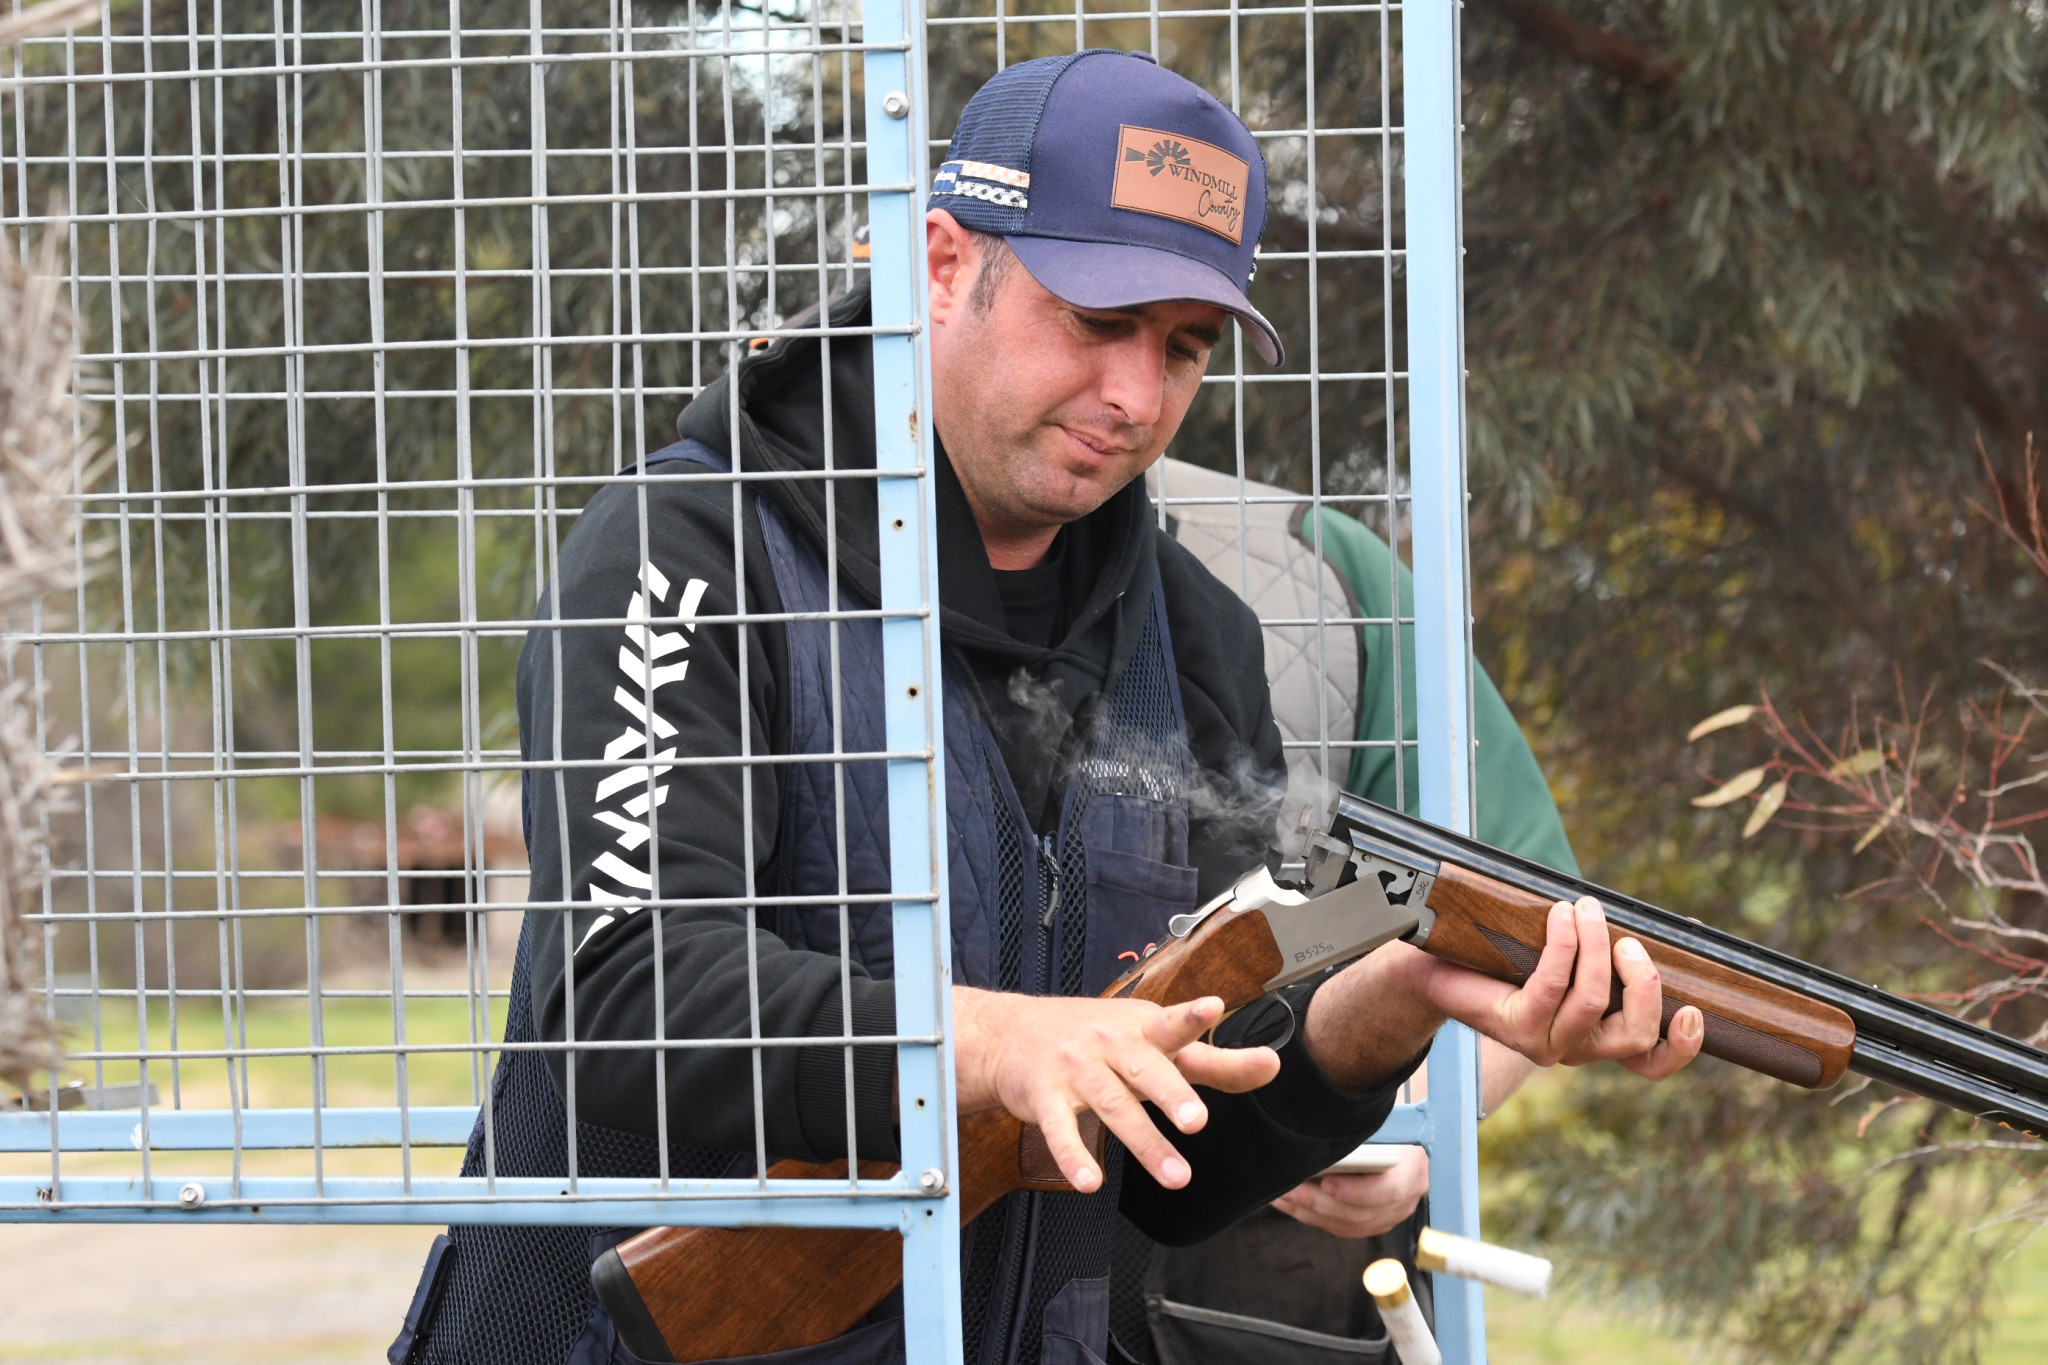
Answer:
1446;4;2048;1361
1488;1068;2033;1365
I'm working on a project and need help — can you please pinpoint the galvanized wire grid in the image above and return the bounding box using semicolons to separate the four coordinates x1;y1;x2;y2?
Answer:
0;0;949;1218
0;0;1444;1242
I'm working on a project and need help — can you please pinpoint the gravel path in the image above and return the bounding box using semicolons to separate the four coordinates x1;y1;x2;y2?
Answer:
0;1224;439;1363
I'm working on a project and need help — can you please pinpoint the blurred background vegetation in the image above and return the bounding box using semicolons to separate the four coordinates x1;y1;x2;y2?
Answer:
10;0;2048;1359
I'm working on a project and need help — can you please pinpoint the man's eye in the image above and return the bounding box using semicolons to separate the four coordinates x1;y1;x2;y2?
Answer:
1077;313;1119;334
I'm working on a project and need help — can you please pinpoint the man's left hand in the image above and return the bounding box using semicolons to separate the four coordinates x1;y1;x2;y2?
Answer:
1302;895;1706;1092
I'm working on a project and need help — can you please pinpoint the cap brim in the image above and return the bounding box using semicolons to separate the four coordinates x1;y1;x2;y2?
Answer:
1004;235;1284;366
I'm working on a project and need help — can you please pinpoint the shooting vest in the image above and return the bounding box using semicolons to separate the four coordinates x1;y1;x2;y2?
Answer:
396;441;1200;1365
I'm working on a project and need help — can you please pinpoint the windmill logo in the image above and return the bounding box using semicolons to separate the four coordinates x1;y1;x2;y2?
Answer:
1131;138;1193;177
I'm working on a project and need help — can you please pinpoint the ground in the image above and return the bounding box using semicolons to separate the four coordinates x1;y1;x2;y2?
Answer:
1;1219;2044;1362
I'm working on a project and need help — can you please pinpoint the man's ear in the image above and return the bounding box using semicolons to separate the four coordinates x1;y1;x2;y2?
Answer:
926;209;975;327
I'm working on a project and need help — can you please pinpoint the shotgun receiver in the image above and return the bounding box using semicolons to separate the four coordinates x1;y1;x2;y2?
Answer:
592;794;2048;1363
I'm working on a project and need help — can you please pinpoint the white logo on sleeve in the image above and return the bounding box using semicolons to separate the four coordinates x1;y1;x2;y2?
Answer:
577;560;709;953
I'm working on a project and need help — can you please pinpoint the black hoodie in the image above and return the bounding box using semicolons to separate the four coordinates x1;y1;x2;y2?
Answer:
515;283;1401;1245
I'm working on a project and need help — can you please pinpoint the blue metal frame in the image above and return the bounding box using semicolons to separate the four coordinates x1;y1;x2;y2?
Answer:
0;1106;478;1153
1404;0;1488;1360
864;0;967;1359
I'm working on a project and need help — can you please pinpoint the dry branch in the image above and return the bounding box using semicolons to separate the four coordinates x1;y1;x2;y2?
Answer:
0;225;91;1087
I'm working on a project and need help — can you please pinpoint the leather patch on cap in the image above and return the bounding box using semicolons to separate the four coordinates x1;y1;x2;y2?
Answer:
1112;124;1248;244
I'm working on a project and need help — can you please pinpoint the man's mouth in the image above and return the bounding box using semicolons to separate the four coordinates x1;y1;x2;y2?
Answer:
1056;425;1142;463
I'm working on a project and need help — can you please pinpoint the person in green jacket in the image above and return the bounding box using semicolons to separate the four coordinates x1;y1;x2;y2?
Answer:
1112;459;1581;1364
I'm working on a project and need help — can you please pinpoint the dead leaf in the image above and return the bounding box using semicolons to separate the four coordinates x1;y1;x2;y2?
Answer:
1743;779;1788;837
1687;705;1759;742
1692;766;1767;808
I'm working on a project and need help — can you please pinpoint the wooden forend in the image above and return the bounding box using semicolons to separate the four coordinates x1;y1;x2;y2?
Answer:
1422;863;1856;1088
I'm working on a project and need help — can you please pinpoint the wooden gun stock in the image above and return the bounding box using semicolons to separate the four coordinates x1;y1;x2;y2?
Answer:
1419;863;1855;1089
592;904;1286;1363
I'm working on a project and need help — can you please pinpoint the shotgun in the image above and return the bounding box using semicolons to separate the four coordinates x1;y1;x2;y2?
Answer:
592;793;2048;1363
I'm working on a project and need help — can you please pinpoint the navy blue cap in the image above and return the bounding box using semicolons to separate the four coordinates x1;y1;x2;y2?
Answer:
930;49;1281;365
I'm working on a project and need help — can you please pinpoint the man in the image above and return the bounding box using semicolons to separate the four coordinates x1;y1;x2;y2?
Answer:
1124;461;1581;1359
392;50;1702;1365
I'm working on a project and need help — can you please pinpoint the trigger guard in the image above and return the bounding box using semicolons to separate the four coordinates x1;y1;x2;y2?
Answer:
1264;996;1298;1050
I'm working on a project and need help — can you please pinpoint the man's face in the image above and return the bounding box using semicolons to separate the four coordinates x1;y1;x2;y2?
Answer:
927;213;1227;551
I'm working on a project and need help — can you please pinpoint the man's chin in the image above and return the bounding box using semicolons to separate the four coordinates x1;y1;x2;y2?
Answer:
1023;469;1136;527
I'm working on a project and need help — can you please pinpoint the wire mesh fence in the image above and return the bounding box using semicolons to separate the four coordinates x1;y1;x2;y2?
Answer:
1;0;948;1211
1;0;1478;1354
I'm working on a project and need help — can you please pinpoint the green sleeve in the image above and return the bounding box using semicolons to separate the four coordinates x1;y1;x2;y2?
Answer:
1300;507;1580;878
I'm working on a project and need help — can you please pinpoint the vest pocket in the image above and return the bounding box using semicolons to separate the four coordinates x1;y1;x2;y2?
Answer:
1039;1274;1113;1365
1145;1298;1394;1365
1081;847;1199;997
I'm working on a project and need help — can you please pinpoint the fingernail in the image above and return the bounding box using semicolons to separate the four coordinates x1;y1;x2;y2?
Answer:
1176;1101;1204;1129
1683;1009;1703;1038
1076;1164;1099;1190
1162;1158;1191;1185
1618;938;1647;961
1586;900;1605;921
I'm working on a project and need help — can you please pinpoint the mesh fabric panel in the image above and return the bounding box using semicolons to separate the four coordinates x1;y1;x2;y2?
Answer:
931;50;1103;235
1011;1160;1125;1365
1075;600;1193;809
1054;792;1092;998
994;755;1028;994
1107;1214;1162;1365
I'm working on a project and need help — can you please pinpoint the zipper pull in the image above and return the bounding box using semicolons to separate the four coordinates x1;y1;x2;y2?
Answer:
1040;835;1063;929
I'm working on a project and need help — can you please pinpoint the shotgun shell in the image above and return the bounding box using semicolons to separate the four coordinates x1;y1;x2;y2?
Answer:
1415;1226;1553;1299
1364;1259;1441;1365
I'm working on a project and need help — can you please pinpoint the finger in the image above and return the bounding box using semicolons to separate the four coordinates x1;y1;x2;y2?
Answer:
1031;1102;1103;1194
1173;1041;1281;1094
1549;897;1613;1054
1272;1177;1350;1224
1273;1191;1343;1234
1076;1070;1191;1190
1597;936;1665;1058
1306;1173;1389;1207
1621;1003;1705;1081
1274;1177;1404;1239
1506;901;1580;1033
1112;1038;1210;1134
1143;996;1226;1053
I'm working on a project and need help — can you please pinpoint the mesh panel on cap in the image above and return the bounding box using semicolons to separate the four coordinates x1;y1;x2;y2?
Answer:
932;49;1103;234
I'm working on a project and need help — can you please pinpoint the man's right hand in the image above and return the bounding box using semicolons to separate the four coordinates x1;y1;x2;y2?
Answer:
952;986;1281;1195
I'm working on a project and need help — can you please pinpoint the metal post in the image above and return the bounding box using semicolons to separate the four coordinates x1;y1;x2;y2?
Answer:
1404;0;1486;1360
863;4;965;1365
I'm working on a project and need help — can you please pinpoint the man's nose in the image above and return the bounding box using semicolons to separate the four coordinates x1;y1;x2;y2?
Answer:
1098;334;1168;430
